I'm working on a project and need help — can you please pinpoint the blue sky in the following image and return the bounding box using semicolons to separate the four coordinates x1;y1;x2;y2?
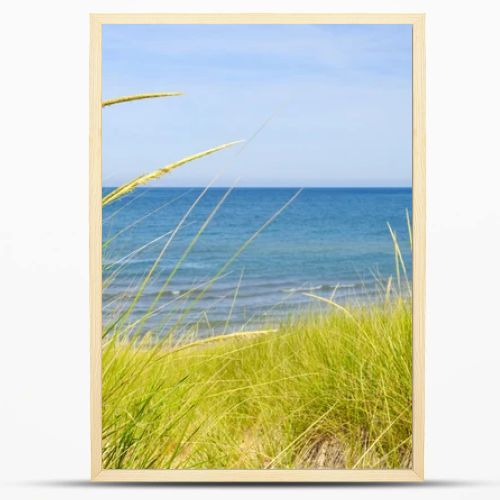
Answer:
102;24;412;187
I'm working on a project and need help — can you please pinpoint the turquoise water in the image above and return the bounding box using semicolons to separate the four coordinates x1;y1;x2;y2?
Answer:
103;187;412;335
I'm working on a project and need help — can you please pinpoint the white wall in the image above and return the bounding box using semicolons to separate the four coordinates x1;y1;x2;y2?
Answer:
1;1;499;499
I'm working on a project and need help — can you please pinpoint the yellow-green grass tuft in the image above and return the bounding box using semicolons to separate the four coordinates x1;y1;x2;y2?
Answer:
102;298;412;470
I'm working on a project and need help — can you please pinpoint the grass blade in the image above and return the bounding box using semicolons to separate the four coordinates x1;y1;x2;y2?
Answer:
406;208;413;250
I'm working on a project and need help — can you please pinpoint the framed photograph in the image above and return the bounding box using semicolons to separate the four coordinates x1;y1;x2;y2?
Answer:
90;13;425;482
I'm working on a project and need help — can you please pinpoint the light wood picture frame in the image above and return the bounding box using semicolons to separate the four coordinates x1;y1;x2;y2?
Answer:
90;13;425;482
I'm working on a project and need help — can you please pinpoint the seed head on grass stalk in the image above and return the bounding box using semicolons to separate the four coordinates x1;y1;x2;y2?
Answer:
102;140;244;206
102;92;183;107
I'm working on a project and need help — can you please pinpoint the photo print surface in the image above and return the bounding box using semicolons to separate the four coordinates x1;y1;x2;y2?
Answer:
98;21;417;472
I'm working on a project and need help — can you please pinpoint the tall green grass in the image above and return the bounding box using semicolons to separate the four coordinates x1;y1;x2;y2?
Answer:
102;298;412;469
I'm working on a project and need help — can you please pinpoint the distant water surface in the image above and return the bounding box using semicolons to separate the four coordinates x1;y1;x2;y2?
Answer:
102;188;412;336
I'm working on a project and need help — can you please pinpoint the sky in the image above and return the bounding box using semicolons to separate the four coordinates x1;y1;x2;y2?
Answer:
102;24;412;187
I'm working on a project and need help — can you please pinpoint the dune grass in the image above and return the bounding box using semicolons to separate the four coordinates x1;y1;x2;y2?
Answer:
101;90;413;470
102;297;412;470
101;165;413;471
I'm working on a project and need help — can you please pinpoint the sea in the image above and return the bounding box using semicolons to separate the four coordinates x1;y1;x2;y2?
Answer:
102;187;412;336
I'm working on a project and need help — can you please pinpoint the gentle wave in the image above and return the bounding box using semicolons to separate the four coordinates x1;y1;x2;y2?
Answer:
103;280;375;303
280;283;360;293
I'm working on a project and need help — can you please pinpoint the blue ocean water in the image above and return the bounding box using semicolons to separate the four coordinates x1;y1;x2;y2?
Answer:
102;188;412;335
